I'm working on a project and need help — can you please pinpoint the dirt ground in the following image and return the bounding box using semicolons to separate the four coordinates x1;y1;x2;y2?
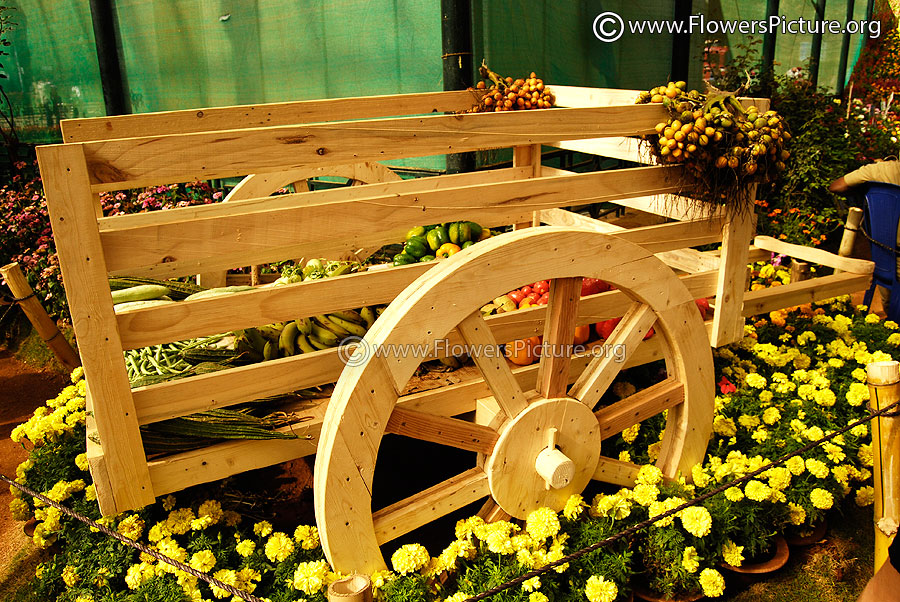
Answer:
0;349;68;584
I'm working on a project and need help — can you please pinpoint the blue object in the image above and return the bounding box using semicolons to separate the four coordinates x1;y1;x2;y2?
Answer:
862;182;900;321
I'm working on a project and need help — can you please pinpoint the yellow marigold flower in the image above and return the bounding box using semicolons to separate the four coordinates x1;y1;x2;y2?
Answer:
811;488;834;510
682;546;700;573
155;539;187;572
189;549;216;573
454;516;485;540
529;593;549;602
9;497;30;521
486;530;515;555
851;423;868;437
724;487;744;502
521;576;541;592
70;366;84;383
804;426;825;441
745;480;771;502
636;465;663;486
823;443;846;464
621;423;640;443
563;494;585;520
210;569;238;599
751;428;769;443
856;486;875;507
62;565;79;587
593;493;632;520
166;507;195;535
161;495;176;512
866;313;881;324
888;333;900;346
74;453;89;471
828;357;845;368
198;499;223;524
253;520;273;538
886;320;898;329
766;467;791;490
147;523;168;543
618;450;631;463
124;564;145;590
444;594;468;602
699;568;726;597
265;532;295;563
738;414;760;429
805;458;829;479
680;506;712;537
291;560;331;594
852;368;868;382
632;483;659;506
647;441;662;462
391;543;430;575
585;575;618;602
294;524;320;550
691;464;710;488
722;540;744;567
117;514;145;541
858;444;874;467
713;415;736;437
526;507;560;540
745;373;767;389
235;539;255;558
846;382;870;407
813;389;836;407
762;407;781;425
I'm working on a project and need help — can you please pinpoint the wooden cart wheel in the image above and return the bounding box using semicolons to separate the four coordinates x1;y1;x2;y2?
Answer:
314;227;715;574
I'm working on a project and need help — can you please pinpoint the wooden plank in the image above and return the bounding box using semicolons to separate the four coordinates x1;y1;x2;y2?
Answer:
457;312;528;417
536;277;582;398
570;302;657;409
99;165;685;276
36;144;154;515
61;90;480;142
594;378;685;440
711;208;755;347
550;86;643;107
742;272;872;317
385;406;498;454
372;467;490;545
551;137;647;163
754;235;874;274
224;162;402;203
592;456;641;487
79;104;668;192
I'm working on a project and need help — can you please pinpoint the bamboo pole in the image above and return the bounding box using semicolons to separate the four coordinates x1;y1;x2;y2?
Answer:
835;207;864;275
867;360;900;571
327;574;372;602
0;262;81;370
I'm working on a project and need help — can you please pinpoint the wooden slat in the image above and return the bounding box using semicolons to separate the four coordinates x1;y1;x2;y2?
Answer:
385;406;498;454
711;208;755;347
36;144;155;515
550;86;643;107
592;456;641;487
551;136;647;163
594;378;685;440
742;272;872;317
99;165;683;275
569;302;657;409
62;90;480;142
373;467;490;544
536;277;582;398
458;312;528;417
79;104;667;192
754;235;874;274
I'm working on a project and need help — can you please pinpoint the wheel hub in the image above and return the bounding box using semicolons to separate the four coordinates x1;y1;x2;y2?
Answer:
484;397;602;518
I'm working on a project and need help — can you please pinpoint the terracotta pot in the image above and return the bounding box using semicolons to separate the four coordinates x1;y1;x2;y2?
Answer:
721;535;789;580
23;517;38;537
784;519;827;546
632;584;704;602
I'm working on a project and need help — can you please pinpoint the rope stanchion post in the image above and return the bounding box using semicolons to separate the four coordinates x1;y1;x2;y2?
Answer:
867;360;900;571
328;574;373;602
0;262;81;370
835;206;864;275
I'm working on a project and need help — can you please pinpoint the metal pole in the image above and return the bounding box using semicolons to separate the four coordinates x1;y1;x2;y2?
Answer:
88;0;128;116
671;0;692;83
808;0;826;87
441;0;475;173
836;0;855;96
761;0;780;95
866;0;875;21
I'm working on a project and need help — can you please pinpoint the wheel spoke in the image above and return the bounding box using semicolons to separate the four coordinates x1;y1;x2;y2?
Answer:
592;456;641;487
476;497;512;522
536;277;582;398
386;406;498;455
458;311;529;417
569;302;657;409
593;378;684;440
373;467;490;545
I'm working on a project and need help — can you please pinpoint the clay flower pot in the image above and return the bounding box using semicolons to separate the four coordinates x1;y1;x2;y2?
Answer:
721;535;789;582
784;519;827;547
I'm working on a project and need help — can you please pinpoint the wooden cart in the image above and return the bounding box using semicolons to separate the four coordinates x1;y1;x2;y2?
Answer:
39;86;873;573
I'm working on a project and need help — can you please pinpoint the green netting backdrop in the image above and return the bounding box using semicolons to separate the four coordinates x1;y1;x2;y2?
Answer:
2;0;874;166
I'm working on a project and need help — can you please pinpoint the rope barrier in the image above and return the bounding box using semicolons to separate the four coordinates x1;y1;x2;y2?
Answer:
3;399;899;602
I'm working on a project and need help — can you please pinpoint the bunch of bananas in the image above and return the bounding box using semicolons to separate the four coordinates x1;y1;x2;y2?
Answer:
635;80;790;208
234;307;384;361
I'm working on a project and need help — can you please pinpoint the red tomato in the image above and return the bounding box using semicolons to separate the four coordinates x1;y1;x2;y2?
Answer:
695;298;711;320
533;280;550;296
507;290;525;305
581;278;606;297
519;299;535;309
536;293;550;305
643;326;655;340
520;285;533;296
573;324;591;344
525;292;540;305
595;317;622;340
505;335;541;366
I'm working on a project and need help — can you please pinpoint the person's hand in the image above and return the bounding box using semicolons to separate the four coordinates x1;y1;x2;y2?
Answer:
830;176;850;193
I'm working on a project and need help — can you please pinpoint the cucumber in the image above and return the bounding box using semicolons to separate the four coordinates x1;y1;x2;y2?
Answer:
114;299;177;313
110;277;205;299
183;286;255;301
111;284;171;304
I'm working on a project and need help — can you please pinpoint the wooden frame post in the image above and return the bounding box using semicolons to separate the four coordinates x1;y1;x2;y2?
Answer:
711;206;755;347
868;360;900;572
513;144;543;229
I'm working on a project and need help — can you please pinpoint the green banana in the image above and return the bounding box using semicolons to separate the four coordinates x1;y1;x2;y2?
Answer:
257;324;285;343
243;328;267;354
295;317;313;336
310;322;341;346
329;309;366;325
296;334;318;354
315;315;350;337
307;334;335;351
360;306;377;329
327;314;367;337
279;322;299;356
375;306;386;317
263;340;279;361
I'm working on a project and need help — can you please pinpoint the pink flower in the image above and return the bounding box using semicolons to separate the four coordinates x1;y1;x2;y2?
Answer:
718;376;736;395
